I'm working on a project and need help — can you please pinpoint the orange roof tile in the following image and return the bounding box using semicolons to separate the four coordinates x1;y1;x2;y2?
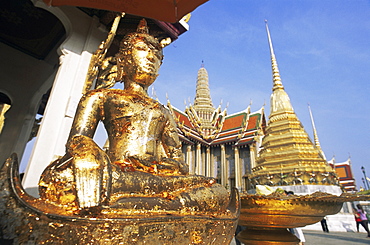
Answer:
335;165;353;180
247;114;259;130
221;113;246;131
218;128;241;137
173;110;193;128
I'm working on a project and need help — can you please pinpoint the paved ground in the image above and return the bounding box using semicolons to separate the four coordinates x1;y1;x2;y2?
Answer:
231;230;370;245
304;230;370;245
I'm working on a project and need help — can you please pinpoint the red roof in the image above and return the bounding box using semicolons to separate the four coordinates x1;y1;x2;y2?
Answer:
173;109;192;128
335;165;353;180
247;114;259;130
221;113;246;131
170;106;264;147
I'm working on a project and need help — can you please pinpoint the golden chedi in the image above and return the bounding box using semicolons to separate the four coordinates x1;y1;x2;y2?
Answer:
248;21;340;194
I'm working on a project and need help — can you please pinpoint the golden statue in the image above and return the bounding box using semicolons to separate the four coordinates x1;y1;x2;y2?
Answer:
0;19;238;244
38;19;230;214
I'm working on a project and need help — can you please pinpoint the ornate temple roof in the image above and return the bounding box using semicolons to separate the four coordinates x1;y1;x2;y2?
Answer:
183;65;217;139
169;104;265;147
167;65;265;147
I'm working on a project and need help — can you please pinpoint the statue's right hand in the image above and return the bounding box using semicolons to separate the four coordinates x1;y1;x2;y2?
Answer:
159;158;189;175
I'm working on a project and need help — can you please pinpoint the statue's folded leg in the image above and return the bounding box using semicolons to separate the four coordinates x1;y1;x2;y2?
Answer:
110;171;230;212
40;136;228;213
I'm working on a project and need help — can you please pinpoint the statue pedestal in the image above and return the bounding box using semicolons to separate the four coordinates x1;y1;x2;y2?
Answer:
6;212;239;244
0;154;240;244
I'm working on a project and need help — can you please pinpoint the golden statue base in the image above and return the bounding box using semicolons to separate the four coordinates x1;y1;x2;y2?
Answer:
0;154;239;244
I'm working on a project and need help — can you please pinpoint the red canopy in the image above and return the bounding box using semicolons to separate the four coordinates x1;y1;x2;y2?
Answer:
43;0;209;23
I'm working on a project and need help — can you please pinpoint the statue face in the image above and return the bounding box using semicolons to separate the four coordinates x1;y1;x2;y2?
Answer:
118;37;163;87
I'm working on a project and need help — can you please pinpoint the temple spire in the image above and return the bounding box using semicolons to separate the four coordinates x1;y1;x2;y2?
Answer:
265;20;293;114
187;63;216;138
265;20;284;91
308;104;326;159
193;63;214;112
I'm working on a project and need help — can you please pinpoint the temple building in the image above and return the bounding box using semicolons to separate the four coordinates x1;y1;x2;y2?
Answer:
167;64;266;191
328;157;357;192
247;22;341;195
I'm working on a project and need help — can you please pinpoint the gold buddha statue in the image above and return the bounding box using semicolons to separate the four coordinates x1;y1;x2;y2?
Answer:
39;19;229;214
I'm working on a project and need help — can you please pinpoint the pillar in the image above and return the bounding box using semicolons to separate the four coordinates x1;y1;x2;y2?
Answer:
250;143;257;169
186;144;194;174
196;144;202;175
22;6;107;196
206;146;211;177
234;146;242;191
221;144;227;187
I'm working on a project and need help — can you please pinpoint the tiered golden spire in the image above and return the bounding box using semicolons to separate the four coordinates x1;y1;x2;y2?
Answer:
248;21;338;188
193;63;215;112
265;20;284;92
186;63;217;138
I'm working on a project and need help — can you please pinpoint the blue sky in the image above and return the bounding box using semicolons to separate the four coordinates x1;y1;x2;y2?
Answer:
19;1;370;190
152;0;370;189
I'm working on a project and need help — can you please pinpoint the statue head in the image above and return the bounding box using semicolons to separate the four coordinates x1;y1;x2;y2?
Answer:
116;19;164;88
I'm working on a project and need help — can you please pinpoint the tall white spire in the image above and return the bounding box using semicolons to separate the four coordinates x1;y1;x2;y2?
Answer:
308;104;326;160
193;63;214;114
186;63;216;138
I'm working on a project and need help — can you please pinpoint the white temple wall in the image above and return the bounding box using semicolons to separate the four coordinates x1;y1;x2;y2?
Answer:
22;4;108;196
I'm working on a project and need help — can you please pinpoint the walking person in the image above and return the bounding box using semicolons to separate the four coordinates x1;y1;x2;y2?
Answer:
356;204;370;238
354;210;362;232
320;217;329;233
289;228;305;245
